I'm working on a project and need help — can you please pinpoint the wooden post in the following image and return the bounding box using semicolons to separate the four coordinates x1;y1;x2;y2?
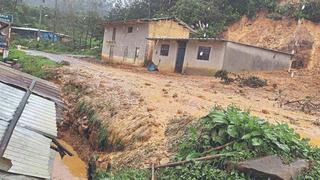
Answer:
151;163;155;180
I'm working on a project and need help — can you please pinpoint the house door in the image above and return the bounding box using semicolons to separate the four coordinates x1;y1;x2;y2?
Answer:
175;41;187;73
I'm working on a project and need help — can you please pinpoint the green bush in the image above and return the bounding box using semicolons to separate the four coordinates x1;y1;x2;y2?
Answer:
214;70;234;84
241;76;267;88
158;106;320;179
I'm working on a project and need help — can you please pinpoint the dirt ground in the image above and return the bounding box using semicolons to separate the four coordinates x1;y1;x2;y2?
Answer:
49;54;320;170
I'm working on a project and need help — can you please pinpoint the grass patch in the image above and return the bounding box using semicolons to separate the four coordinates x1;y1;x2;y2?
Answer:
93;168;151;180
4;49;60;79
12;38;102;59
75;100;124;151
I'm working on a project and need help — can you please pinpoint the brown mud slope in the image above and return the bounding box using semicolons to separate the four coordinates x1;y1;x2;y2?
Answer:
224;12;320;69
56;60;320;170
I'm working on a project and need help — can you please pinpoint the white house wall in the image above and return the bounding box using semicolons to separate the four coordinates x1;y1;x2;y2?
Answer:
102;23;149;66
153;40;178;72
182;40;225;75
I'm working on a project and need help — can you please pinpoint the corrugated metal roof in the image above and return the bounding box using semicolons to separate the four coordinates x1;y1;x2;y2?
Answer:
0;64;63;106
0;69;60;179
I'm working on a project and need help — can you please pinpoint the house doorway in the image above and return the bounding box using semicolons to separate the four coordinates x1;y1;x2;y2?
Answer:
175;41;187;73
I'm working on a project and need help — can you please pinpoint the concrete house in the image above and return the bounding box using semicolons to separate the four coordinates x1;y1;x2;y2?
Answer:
148;37;293;74
101;17;194;66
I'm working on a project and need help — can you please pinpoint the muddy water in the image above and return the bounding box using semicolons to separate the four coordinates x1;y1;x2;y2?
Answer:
52;140;87;180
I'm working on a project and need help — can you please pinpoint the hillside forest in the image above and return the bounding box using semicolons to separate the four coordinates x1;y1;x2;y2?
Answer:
0;0;319;50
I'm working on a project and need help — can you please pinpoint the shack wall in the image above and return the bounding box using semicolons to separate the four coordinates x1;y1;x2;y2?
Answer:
223;42;292;72
102;23;149;66
182;40;225;75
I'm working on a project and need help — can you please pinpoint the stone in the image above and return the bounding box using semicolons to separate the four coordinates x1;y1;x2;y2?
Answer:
262;109;270;114
236;155;309;180
172;93;178;98
160;158;170;165
147;107;155;112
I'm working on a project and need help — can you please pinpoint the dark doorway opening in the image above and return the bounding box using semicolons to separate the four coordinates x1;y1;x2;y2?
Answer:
175;41;187;73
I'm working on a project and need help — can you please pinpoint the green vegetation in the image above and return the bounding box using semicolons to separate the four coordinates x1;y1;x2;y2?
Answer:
110;0;320;37
214;70;267;88
157;106;320;179
2;49;60;79
11;38;102;58
93;168;150;180
75;100;109;151
74;100;124;151
1;1;104;56
214;70;234;84
241;76;267;88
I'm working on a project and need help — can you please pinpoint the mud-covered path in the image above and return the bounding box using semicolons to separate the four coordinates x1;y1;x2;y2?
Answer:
28;50;320;169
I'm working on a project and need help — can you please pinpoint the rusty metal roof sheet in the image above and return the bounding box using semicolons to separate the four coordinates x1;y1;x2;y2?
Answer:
0;64;62;104
0;82;57;179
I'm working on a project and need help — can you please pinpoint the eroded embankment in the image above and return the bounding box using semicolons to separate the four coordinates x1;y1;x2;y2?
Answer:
56;67;187;171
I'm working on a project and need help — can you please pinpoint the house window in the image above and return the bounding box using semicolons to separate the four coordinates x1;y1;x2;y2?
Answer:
160;44;170;56
128;26;133;33
197;46;211;60
112;28;116;41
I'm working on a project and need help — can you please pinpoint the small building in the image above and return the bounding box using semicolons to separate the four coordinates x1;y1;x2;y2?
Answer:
11;27;71;43
0;65;70;179
0;19;11;59
148;37;293;74
102;17;194;66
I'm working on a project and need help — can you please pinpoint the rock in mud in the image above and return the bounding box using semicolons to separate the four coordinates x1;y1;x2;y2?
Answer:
236;155;309;180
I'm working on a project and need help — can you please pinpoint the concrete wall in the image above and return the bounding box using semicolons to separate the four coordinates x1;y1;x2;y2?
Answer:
152;40;179;72
102;23;149;66
183;40;225;75
223;42;292;72
152;40;226;75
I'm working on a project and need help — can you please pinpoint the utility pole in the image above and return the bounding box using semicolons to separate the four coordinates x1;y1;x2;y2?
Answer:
53;0;58;43
37;6;42;41
148;0;151;19
37;0;46;42
53;0;57;33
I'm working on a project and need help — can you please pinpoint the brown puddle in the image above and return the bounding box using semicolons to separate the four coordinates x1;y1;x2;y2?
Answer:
52;140;87;180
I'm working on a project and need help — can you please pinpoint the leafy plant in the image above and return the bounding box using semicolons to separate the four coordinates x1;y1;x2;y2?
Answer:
158;106;320;179
240;76;267;88
214;70;234;84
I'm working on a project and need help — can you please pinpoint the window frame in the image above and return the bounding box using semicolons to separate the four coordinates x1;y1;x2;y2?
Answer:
197;46;211;61
160;44;170;56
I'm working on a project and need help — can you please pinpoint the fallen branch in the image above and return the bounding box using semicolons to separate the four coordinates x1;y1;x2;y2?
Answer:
152;154;228;169
204;141;235;154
